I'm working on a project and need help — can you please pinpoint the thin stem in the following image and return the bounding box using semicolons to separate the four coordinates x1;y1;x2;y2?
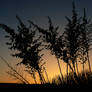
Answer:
32;74;37;84
87;51;91;72
37;69;45;84
73;63;76;73
67;63;68;83
7;71;26;84
56;57;64;81
43;67;49;83
0;56;30;84
83;63;85;73
76;61;79;75
68;63;74;73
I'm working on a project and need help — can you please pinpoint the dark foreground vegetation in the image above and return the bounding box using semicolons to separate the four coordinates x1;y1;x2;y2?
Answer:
0;82;92;89
0;71;92;89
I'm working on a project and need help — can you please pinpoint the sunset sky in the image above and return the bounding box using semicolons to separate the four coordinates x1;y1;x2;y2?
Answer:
0;0;92;84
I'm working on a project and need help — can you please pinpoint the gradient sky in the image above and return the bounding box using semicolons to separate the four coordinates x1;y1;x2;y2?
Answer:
0;0;92;83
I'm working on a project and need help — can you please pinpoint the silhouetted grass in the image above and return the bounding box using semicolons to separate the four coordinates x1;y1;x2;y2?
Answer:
0;71;92;89
50;71;92;88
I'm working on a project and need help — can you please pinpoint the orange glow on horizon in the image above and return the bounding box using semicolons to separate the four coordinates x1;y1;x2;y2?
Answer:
0;50;92;84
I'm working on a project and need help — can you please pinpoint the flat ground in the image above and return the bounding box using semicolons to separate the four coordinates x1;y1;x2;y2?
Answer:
0;83;92;89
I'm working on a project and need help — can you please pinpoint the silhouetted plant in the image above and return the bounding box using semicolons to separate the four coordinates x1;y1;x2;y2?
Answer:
63;2;82;76
0;16;45;84
29;17;64;81
25;66;37;84
7;69;27;84
0;55;29;84
80;8;92;72
43;66;50;83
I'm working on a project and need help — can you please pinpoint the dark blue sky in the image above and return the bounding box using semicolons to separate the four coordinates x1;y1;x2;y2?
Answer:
0;0;92;44
0;0;92;28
